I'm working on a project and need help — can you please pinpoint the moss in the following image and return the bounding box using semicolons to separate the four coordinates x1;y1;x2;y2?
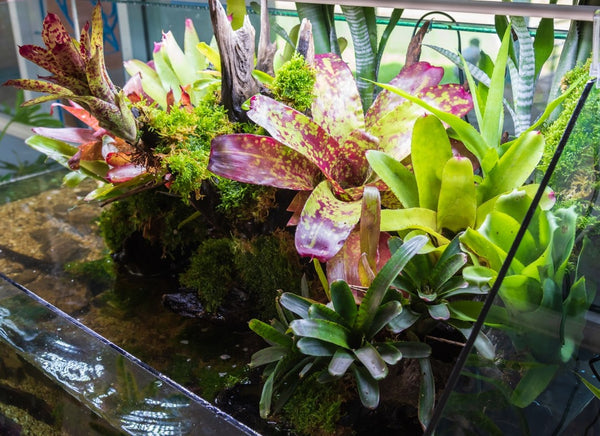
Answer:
233;230;303;320
214;178;277;224
279;373;347;436
271;53;316;112
64;254;116;292
179;231;304;317
540;57;600;234
97;189;207;258
179;238;236;313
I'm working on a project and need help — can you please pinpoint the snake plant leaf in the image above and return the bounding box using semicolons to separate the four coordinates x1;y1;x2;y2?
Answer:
330;280;358;326
308;303;350;327
295;3;338;55
340;6;377;110
510;364;559;408
279;292;314;319
366;150;418;208
208;134;321;191
366;300;402;340
375;343;403;365
437;156;477;233
354;342;388;380
250;346;290;367
295;181;362;261
387;308;421;334
328;348;355;377
356;235;428;333
249;319;294;348
297;338;338;356
290;318;353;349
352;364;380;409
477;131;545;203
311;54;365;142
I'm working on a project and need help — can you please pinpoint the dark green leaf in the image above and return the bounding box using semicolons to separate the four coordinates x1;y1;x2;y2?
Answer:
297;337;338;356
330;280;358;326
418;358;435;430
366;300;403;340
280;292;314;319
308;302;349;327
290;318;352;349
352;364;380;409
250;346;290;367
510;364;559;408
428;303;450;320
375;342;403;365
354;342;388;380
328;348;355;376
393;341;431;359
387;308;421;334
249;319;293;348
533;18;554;78
356;235;428;333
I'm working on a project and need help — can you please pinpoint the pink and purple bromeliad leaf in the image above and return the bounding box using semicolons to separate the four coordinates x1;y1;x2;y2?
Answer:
208;53;472;262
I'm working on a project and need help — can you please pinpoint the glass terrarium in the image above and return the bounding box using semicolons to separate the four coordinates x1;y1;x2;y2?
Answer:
0;1;599;434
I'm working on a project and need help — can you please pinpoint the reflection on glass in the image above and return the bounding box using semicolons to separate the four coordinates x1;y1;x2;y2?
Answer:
430;80;600;435
0;274;257;436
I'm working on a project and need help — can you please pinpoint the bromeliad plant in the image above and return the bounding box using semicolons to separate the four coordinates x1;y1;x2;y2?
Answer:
3;3;136;143
249;235;432;422
208;53;472;262
454;191;594;408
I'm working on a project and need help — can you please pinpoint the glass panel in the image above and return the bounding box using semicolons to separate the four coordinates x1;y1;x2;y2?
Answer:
0;272;257;435
430;80;600;435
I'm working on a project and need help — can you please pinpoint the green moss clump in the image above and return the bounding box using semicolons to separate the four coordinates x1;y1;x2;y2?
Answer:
214;177;277;224
179;231;304;318
279;373;347;436
97;189;207;258
135;93;236;202
233;230;303;320
179;238;236;312
540;57;600;235
64;254;116;292
271;53;316;112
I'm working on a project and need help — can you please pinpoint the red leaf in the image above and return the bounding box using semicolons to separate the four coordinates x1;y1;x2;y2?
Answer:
208;134;322;191
106;164;146;183
295;181;362;261
32;127;97;144
312;54;365;143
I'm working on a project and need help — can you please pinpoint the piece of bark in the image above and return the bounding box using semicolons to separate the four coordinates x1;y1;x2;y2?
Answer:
208;0;259;122
296;18;315;64
405;20;431;68
255;0;277;76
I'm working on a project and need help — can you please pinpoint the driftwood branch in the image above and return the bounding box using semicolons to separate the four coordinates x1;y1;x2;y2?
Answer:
405;20;431;68
208;0;259;122
296;19;315;64
255;0;277;76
